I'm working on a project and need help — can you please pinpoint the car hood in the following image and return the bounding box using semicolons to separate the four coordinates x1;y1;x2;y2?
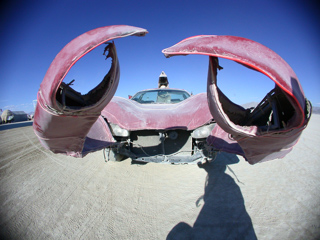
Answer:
102;93;213;131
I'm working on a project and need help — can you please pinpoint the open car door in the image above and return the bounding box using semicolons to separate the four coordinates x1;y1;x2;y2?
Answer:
163;35;312;164
33;25;148;157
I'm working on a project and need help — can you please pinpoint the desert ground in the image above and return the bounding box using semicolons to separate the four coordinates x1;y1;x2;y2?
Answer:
0;115;319;240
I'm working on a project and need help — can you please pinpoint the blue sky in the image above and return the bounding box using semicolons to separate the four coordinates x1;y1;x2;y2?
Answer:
0;0;319;113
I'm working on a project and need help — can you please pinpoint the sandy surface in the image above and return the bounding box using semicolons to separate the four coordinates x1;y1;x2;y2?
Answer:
0;115;319;240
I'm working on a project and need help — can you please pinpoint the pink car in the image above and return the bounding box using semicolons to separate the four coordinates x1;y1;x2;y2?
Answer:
104;88;216;163
33;25;312;165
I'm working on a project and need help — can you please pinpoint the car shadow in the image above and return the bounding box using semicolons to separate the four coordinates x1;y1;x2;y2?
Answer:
166;152;257;240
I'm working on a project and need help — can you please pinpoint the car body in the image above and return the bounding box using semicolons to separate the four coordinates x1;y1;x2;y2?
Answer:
33;25;312;165
103;88;216;163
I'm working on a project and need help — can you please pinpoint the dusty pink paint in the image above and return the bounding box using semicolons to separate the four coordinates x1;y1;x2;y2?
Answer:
162;35;311;164
33;26;311;164
103;93;212;131
33;25;148;157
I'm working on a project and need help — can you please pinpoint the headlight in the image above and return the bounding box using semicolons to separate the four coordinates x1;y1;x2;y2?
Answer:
110;123;130;137
191;123;216;139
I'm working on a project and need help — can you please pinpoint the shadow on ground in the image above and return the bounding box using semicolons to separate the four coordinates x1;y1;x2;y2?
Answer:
167;152;257;240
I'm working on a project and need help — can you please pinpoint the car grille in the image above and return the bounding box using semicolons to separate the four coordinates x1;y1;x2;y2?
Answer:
130;130;192;157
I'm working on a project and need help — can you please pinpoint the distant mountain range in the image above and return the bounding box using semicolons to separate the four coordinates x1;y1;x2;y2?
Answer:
312;106;320;114
241;102;258;109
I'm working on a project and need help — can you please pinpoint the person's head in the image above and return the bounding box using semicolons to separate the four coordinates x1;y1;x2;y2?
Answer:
158;71;169;88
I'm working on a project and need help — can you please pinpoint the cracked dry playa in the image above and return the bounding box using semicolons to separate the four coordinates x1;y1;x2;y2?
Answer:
0;114;319;239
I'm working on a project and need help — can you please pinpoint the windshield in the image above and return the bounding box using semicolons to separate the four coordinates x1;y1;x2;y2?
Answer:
131;89;191;104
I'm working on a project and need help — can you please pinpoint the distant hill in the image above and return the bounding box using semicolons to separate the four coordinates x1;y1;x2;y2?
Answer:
312;106;320;114
241;102;258;109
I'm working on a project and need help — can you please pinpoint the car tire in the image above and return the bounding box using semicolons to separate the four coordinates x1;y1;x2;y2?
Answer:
107;149;125;162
